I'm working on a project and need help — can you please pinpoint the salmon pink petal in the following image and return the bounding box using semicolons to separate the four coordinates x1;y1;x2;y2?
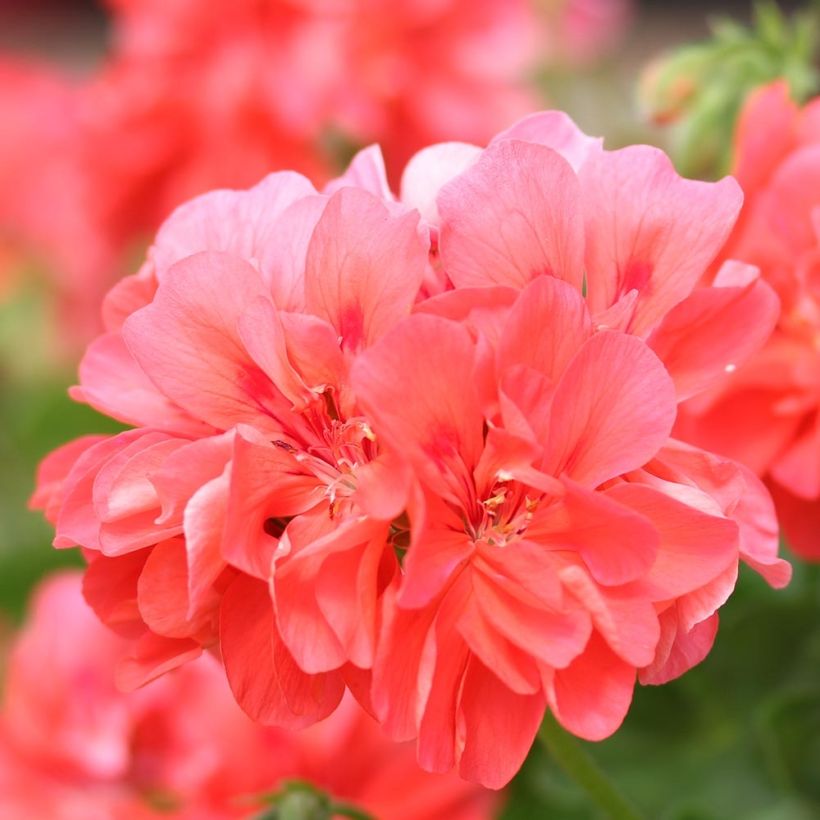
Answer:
581;146;742;335
475;541;564;608
490;110;603;171
543;331;676;487
150;171;316;277
182;471;230;615
96;511;176;559
115;632;202;692
314;526;395;669
101;266;158;332
83;550;149;639
304;187;427;350
71;333;212;435
258;195;327;312
496;367;556;446
93;435;180;523
353;314;484;505
497;275;592;384
639;609;719;685
399;524;473;609
30;435;107;523
220;575;343;728
416;646;469;775
222;432;319;579
470;568;591;669
731;466;792;588
607;483;738;599
731;81;798;193
676;388;801;477
760;145;820;249
546;631;635;741
472;424;548;493
150;432;234;526
372;587;437;741
415;290;515;398
123;252;282;432
559;564;660;667
400;142;481;224
648;269;780;400
530;479;660;586
137;538;215;640
770;413;820;500
325;144;393;200
273;515;371;674
592;289;639;332
277;312;346;395
239;300;345;408
768;482;820;561
650;443;791;587
676;563;737;633
458;657;545;789
457;595;541;695
416;587;471;774
238;297;315;408
93;435;186;556
272;637;347;728
353;453;412;521
438;139;584;291
54;430;148;550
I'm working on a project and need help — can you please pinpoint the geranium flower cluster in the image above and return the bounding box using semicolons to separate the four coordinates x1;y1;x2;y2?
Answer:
0;572;494;819
33;112;791;789
677;83;820;560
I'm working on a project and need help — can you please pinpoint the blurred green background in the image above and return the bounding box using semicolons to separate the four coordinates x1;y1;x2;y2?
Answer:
0;2;818;818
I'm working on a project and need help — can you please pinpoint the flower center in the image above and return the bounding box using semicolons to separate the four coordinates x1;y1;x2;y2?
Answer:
469;479;541;548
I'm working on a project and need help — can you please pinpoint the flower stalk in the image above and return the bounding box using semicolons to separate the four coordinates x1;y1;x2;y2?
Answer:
538;713;644;820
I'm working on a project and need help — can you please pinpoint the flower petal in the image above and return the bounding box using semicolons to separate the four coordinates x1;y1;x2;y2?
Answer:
490;110;603;171
546;631;635;741
458;657;545;789
581;146;742;335
648;268;779;400
220;574;343;728
400;142;481;224
438;139;583;291
124;252;284;432
305;187;427;350
543;331;676;487
353;314;484;506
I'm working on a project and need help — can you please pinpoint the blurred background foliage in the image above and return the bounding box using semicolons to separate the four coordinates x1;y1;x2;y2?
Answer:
0;1;818;818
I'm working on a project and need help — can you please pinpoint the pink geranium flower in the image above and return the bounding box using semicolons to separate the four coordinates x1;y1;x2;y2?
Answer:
33;111;789;789
347;117;788;781
676;82;820;560
0;572;495;819
33;165;431;727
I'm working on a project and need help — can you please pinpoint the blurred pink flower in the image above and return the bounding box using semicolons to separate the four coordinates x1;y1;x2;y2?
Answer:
543;0;632;65
677;82;820;560
0;0;550;347
0;58;114;343
32;111;788;789
105;0;543;183
0;571;495;819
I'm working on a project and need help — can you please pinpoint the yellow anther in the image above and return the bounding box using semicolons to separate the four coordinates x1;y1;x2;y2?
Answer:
483;492;507;509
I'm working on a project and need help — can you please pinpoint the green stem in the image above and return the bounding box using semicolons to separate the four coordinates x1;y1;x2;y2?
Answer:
537;713;644;820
